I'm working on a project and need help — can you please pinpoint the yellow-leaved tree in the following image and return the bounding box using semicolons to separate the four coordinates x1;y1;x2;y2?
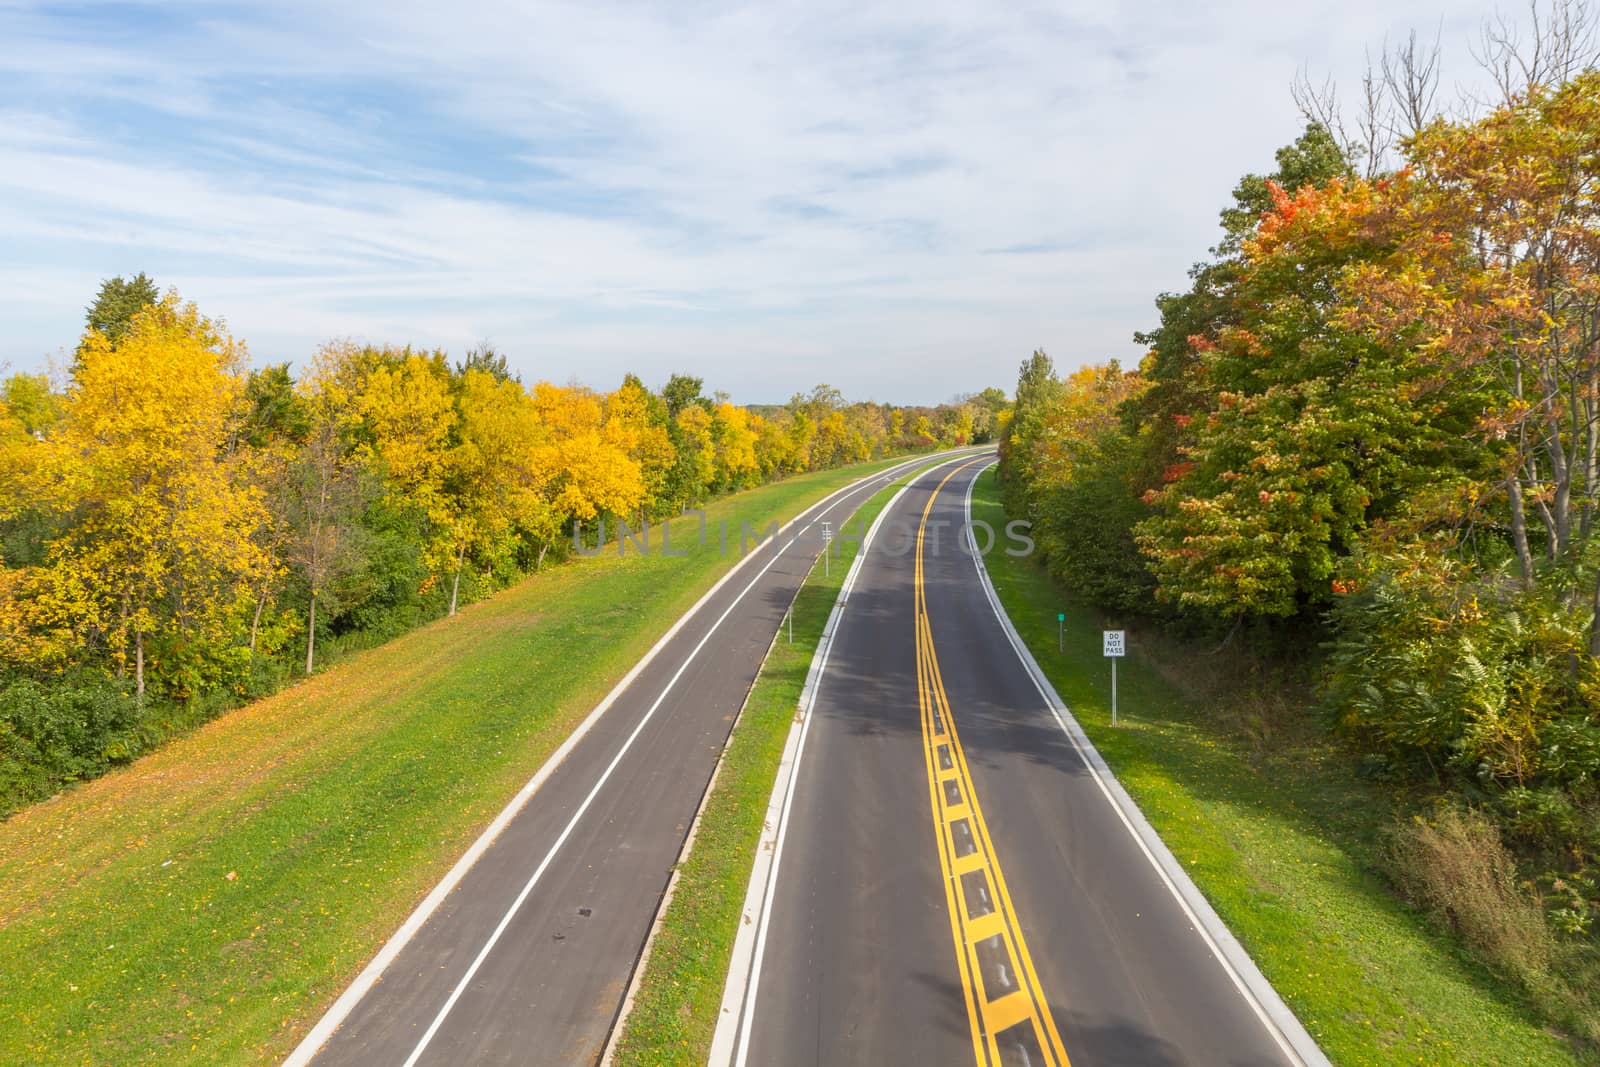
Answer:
603;374;676;521
0;394;43;664
711;402;759;490
442;369;548;614
33;293;269;700
529;382;646;542
673;402;717;500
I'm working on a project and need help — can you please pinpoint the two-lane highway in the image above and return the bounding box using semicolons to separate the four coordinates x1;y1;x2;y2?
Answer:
286;451;980;1067
727;460;1321;1067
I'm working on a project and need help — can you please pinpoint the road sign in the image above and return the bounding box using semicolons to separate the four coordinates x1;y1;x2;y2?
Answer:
821;521;833;577
1104;630;1125;724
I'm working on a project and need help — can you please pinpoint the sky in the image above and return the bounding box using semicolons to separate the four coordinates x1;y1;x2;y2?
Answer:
0;0;1509;405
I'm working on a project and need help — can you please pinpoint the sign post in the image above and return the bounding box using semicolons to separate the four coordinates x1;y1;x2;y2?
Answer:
821;521;833;578
1103;629;1125;724
1057;612;1065;653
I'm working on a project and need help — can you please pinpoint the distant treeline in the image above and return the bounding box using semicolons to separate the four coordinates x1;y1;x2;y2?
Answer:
0;277;1008;812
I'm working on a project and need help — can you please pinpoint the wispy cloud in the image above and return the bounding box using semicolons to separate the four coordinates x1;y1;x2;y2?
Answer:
1;0;1502;401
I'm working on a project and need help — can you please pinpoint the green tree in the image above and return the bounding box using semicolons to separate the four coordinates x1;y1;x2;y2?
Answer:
1;374;61;438
83;273;160;347
661;373;706;418
456;343;516;384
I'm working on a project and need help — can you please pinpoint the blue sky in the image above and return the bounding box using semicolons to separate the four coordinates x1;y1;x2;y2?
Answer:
0;0;1504;404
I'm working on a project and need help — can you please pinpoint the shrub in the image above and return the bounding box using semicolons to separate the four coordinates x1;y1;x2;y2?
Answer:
0;673;140;813
1325;563;1600;795
1385;806;1554;983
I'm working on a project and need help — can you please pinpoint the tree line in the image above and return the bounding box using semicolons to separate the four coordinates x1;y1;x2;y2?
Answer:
0;279;1005;811
1001;12;1599;1036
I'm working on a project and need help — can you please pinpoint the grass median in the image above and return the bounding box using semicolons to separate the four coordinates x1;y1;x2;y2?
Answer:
609;459;934;1067
970;467;1587;1067
0;455;928;1067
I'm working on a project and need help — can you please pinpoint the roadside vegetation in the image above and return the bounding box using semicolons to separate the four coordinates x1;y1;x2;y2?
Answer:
611;459;923;1066
0;280;1006;815
0;457;919;1066
996;7;1600;1057
973;468;1587;1066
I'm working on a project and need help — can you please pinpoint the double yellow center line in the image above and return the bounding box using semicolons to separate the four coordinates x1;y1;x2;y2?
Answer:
914;462;1071;1067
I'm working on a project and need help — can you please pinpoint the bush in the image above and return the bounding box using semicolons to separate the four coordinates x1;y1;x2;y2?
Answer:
1325;563;1600;797
0;674;141;814
1385;806;1554;983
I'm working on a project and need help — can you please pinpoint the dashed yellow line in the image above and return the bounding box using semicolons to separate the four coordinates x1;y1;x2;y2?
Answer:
914;461;1071;1067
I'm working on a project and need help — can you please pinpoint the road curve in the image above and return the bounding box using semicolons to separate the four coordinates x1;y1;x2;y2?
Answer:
287;451;977;1067
731;459;1316;1067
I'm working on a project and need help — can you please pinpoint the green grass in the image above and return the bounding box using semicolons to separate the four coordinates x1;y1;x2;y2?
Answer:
970;467;1589;1067
0;455;921;1067
611;461;930;1067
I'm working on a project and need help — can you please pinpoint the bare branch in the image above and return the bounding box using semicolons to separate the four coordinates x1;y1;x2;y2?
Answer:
1356;51;1395;178
1381;25;1443;141
1474;0;1599;102
1291;66;1358;166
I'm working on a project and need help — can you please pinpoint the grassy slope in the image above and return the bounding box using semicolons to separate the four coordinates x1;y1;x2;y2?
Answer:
971;467;1585;1067
0;456;914;1067
611;461;920;1066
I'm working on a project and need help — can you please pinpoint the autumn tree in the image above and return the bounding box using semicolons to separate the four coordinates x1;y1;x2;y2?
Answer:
1384;72;1600;644
527;381;646;544
711;402;760;490
2;373;62;438
605;374;676;520
36;293;269;700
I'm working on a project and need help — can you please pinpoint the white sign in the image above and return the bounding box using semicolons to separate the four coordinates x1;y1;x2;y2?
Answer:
1103;630;1126;657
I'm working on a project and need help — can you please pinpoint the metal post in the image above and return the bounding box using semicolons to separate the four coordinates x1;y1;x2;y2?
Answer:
1112;658;1118;726
787;606;793;644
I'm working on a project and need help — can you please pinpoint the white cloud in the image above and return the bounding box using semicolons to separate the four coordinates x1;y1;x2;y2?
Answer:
0;0;1511;402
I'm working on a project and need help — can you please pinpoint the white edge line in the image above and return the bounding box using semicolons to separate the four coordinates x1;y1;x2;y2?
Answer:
961;461;1331;1067
282;451;964;1067
708;453;981;1067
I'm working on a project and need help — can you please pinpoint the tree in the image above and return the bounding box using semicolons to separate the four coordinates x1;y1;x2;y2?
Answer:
1;373;62;438
285;387;366;672
457;343;516;384
604;374;676;519
711;402;760;490
661;373;706;418
1015;363;1154;613
527;382;646;542
999;350;1064;514
439;369;547;615
668;401;716;504
1135;177;1482;616
1396;72;1600;645
83;273;159;347
36;293;269;700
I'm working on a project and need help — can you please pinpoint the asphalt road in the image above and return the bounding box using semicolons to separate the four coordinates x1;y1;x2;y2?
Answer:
736;460;1306;1067
291;452;976;1067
